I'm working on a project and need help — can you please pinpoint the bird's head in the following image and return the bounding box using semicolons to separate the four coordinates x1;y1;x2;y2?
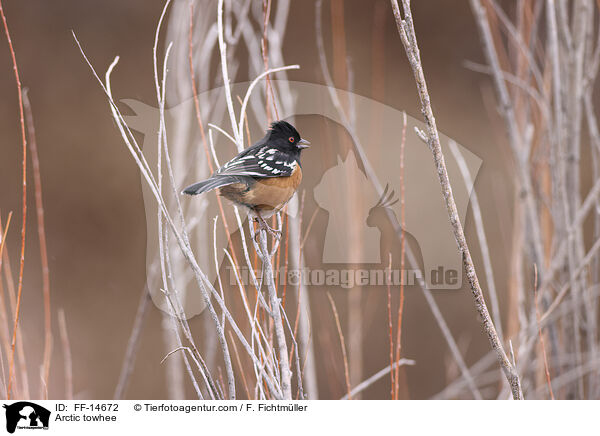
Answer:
267;120;310;153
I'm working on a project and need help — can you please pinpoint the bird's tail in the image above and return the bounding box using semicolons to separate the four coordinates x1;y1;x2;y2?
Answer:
182;176;239;196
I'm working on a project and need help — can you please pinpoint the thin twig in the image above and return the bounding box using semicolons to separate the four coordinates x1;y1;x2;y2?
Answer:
327;292;351;399
1;0;28;400
217;0;240;146
23;89;53;400
394;111;407;400
256;225;293;399
0;213;14;398
386;253;394;399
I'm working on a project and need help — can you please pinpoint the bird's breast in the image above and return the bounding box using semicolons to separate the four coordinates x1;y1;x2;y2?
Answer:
218;164;302;213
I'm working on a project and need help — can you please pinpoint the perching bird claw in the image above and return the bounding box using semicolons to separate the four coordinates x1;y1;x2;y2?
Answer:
254;215;282;243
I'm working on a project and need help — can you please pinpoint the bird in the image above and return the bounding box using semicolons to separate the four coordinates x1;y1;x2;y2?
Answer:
182;120;310;237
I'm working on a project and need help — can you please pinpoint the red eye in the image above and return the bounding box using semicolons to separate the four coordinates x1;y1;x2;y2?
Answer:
289;136;295;143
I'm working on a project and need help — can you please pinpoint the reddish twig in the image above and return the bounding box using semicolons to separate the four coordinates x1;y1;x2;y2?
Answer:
1;0;28;400
327;292;351;399
393;111;407;400
0;214;13;398
299;208;319;251
386;253;395;399
0;213;13;274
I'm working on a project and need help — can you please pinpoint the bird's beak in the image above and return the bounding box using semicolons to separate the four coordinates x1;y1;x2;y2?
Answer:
298;138;311;149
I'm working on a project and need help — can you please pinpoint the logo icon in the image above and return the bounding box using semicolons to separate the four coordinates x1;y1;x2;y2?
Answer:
3;402;50;434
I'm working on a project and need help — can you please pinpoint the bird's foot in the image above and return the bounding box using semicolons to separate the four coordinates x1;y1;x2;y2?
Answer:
254;215;281;242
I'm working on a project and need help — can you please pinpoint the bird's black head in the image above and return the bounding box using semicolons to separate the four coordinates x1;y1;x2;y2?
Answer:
267;120;310;154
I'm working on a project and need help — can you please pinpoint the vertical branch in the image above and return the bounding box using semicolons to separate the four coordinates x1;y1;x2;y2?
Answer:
23;90;53;398
390;0;523;399
188;3;213;171
393;112;407;400
329;0;363;394
261;0;276;122
217;0;241;148
0;213;13;398
327;292;351;399
386;254;394;399
289;195;318;399
0;0;28;400
254;227;292;399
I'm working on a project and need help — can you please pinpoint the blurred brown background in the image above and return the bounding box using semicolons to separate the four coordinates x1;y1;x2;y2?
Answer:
0;0;515;399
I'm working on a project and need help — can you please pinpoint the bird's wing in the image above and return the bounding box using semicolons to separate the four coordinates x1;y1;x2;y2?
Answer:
182;175;242;196
215;145;297;178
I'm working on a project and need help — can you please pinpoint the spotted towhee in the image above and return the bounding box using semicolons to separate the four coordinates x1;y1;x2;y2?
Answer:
182;120;310;235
